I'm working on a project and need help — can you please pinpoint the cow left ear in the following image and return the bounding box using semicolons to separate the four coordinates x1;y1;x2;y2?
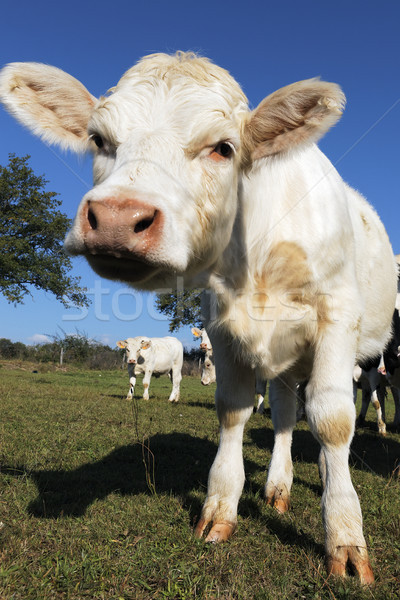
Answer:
116;340;127;349
243;78;345;160
141;340;151;350
0;62;97;153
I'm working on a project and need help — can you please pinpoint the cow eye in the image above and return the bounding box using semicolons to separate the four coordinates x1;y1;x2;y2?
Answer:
90;133;104;149
210;141;234;161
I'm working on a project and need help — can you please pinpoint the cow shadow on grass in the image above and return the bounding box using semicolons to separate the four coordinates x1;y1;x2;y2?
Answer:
186;399;217;410
3;434;263;523
2;429;326;560
7;434;215;519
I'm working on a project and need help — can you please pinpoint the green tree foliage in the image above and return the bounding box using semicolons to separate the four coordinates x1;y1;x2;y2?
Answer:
155;289;203;332
0;331;121;369
0;337;28;359
0;154;89;307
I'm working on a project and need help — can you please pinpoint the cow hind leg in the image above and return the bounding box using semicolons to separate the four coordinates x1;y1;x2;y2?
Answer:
355;385;369;428
391;386;400;429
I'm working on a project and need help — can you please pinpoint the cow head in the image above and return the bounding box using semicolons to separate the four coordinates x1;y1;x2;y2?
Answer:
192;326;212;352
0;53;344;290
117;336;150;364
201;354;216;386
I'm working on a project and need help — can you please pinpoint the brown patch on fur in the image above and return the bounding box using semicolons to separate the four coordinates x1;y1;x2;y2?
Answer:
217;409;244;429
254;241;332;328
261;241;311;290
143;383;149;389
316;413;353;447
241;78;345;166
315;294;332;330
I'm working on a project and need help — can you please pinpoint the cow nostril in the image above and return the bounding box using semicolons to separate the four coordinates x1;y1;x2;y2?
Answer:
87;206;98;231
134;210;158;234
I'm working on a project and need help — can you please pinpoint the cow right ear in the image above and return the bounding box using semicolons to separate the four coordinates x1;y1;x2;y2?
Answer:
116;340;127;349
191;327;202;337
0;62;97;153
243;78;345;160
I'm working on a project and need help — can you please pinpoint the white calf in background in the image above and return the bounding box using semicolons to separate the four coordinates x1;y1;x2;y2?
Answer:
117;336;183;402
191;327;216;386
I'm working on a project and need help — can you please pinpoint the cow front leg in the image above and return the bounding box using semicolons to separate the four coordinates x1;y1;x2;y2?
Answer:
168;367;182;403
306;327;374;584
195;343;255;543
142;371;152;400
127;365;136;400
265;376;296;513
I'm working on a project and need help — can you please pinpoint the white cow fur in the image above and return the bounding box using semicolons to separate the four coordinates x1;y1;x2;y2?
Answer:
1;52;397;582
117;336;183;402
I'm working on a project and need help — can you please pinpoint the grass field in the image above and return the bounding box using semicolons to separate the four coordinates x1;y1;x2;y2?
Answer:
0;362;399;599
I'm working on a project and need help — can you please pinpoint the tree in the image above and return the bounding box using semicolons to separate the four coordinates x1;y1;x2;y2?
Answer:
155;289;203;332
0;154;89;307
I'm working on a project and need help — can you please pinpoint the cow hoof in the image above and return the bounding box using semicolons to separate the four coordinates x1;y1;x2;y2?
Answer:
194;517;208;539
194;519;236;542
205;521;236;543
327;546;374;584
265;490;290;514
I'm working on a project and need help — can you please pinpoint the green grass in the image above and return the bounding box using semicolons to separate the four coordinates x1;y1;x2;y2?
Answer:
0;363;399;599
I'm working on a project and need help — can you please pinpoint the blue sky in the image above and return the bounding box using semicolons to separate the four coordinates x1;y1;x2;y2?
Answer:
1;0;399;349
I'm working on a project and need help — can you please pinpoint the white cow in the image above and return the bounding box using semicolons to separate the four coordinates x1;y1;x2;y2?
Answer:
191;327;216;386
1;52;398;583
117;336;183;402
